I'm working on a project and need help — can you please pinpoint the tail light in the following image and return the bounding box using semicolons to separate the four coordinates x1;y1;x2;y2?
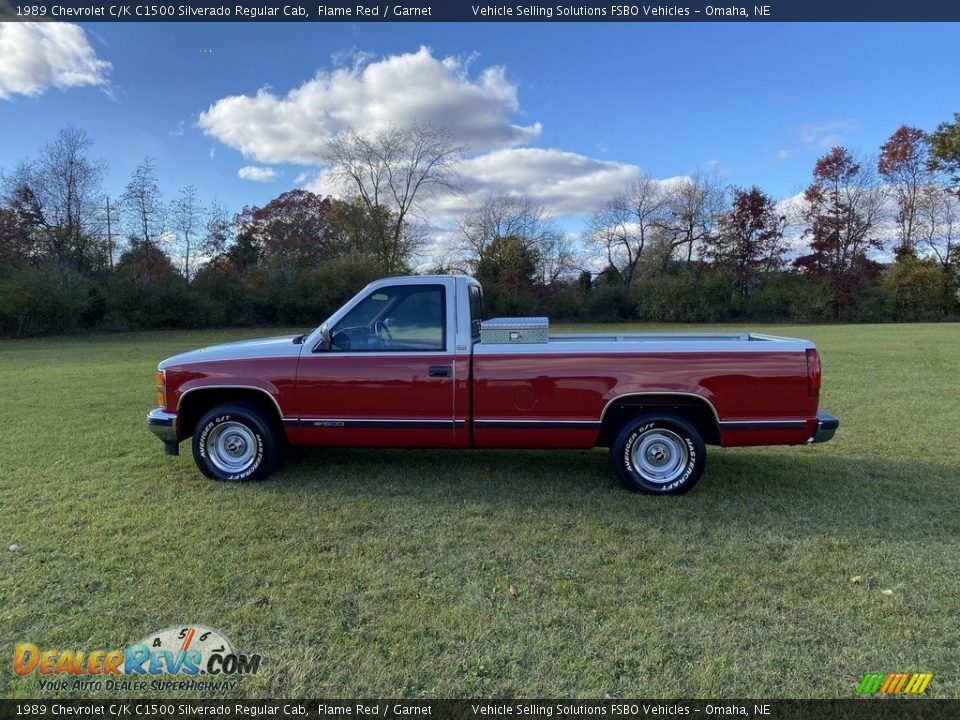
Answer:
155;370;166;408
805;349;821;397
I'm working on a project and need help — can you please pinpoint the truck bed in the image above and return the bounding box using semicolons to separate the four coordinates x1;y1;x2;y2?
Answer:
474;331;814;354
471;329;819;449
545;332;805;344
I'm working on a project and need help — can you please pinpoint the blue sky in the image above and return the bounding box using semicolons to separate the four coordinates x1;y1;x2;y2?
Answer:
1;22;959;228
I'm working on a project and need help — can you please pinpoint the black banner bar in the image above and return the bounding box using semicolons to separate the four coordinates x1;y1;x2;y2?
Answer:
2;700;959;720
1;0;960;22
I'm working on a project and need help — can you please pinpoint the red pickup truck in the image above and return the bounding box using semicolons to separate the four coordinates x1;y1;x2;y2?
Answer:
148;275;838;494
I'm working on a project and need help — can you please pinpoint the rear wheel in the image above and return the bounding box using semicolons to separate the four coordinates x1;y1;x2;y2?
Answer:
611;413;706;494
192;403;280;482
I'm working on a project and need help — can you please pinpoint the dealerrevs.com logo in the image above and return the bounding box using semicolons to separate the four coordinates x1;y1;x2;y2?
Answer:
13;625;261;693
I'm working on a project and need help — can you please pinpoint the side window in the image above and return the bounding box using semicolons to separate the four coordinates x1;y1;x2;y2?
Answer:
330;285;446;352
469;285;484;340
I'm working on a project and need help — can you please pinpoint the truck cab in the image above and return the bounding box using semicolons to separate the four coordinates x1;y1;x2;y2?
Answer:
292;276;478;449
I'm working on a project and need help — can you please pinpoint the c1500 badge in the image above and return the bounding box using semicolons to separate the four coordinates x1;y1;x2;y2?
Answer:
13;625;261;691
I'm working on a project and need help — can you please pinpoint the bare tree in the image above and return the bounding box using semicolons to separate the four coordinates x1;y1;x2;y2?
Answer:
660;169;727;267
586;174;669;288
200;199;232;260
170;185;205;280
538;232;580;285
916;184;958;273
121;158;165;247
1;127;106;272
0;206;33;268
98;195;119;271
457;193;577;285
323;124;462;272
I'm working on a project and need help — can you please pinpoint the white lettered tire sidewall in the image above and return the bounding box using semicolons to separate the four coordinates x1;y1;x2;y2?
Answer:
192;404;278;482
612;414;706;494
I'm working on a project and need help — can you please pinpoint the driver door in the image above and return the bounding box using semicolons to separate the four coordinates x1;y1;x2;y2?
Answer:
292;282;458;447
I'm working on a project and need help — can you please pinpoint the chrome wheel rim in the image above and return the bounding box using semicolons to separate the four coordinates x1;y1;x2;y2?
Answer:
631;428;688;484
206;421;258;474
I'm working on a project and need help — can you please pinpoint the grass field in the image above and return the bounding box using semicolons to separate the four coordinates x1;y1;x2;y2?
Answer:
2;322;959;699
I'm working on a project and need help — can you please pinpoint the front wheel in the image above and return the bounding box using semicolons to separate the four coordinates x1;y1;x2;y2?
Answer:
611;413;706;494
192;403;280;482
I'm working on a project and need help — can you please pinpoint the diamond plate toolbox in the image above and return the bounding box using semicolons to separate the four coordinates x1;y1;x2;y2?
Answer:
480;317;549;344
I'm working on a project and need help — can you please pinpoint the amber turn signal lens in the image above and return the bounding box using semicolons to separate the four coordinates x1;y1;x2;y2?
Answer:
155;371;166;408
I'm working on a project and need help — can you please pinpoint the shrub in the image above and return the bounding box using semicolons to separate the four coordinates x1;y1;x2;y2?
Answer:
103;242;197;330
745;273;834;323
585;284;635;322
540;282;586;322
0;264;92;337
191;261;259;327
482;284;540;317
636;270;737;322
882;257;948;320
853;284;895;323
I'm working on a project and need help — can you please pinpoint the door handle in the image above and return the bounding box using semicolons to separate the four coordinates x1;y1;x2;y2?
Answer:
428;365;452;378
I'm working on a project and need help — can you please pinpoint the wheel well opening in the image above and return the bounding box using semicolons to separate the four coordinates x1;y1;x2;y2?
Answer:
178;388;285;441
598;395;721;446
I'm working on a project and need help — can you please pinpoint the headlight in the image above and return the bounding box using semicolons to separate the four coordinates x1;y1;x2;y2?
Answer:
155;370;166;408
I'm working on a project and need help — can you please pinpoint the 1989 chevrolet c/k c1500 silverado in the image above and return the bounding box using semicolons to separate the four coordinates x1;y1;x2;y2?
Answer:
148;275;839;494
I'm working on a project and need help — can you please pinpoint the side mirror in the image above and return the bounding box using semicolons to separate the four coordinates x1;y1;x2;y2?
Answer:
317;324;333;351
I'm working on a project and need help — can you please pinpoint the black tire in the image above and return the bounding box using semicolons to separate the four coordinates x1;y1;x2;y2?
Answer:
192;403;280;482
611;413;706;494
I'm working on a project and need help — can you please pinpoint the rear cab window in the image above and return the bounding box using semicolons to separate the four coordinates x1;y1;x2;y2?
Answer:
468;284;484;341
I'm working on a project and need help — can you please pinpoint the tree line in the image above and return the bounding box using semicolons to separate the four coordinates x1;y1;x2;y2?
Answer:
1;117;959;337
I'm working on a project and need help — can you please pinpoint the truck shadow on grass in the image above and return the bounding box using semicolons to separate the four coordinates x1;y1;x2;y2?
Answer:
273;445;957;539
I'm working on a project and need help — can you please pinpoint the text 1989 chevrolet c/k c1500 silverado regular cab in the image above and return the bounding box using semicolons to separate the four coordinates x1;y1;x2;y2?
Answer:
148;275;839;494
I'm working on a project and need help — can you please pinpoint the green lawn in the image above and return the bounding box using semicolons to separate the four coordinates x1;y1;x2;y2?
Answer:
1;323;958;699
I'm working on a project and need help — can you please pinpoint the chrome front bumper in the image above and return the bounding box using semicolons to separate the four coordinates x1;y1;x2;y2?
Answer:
809;411;840;444
147;409;180;455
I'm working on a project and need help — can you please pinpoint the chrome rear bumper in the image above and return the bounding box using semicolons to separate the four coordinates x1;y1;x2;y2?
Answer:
809;411;839;444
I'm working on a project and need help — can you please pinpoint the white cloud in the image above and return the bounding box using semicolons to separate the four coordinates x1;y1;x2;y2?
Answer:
329;48;376;71
444;148;640;217
238;165;278;182
205;45;653;264
307;147;641;220
0;23;111;100
198;46;541;164
797;119;859;149
775;149;792;161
